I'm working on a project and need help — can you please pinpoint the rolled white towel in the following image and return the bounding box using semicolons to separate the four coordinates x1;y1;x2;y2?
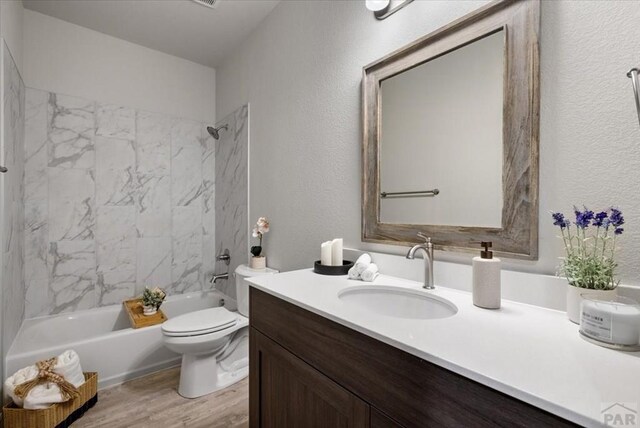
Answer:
353;253;372;275
5;365;39;407
348;266;361;280
361;263;379;282
55;350;85;388
5;350;84;409
23;383;67;410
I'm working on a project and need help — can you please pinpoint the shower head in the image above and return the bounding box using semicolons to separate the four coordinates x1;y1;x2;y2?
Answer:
206;124;228;140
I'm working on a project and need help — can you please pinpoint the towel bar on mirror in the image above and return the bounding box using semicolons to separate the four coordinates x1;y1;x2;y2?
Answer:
380;189;440;198
627;67;640;127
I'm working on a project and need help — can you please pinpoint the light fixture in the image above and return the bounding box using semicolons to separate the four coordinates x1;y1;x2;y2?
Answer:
366;0;414;20
365;0;389;12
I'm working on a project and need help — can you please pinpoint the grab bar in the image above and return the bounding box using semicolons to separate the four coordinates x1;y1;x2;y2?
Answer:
627;67;640;126
380;189;440;198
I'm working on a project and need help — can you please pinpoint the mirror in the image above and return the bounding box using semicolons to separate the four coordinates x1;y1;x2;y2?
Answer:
362;0;540;259
380;30;504;227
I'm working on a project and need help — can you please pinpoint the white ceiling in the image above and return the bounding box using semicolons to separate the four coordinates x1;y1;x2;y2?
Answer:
23;0;280;68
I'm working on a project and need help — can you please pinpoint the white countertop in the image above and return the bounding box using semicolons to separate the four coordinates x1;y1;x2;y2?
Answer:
248;269;640;428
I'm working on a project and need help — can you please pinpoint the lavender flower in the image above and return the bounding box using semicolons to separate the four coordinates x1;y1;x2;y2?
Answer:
610;208;624;228
552;205;625;291
552;212;567;229
592;211;608;227
574;207;594;229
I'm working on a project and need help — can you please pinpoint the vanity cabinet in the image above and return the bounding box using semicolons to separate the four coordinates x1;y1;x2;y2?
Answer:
249;288;577;428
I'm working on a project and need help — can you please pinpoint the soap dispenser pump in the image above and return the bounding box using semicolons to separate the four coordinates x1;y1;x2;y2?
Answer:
472;242;501;309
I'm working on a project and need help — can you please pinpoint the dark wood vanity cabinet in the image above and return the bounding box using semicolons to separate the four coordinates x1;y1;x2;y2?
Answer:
249;288;577;428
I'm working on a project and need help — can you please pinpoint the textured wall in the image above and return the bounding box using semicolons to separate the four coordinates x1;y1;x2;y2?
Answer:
1;39;25;384
216;0;640;286
24;87;216;317
213;105;249;299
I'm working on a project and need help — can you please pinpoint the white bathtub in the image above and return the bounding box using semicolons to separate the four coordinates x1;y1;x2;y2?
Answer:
6;291;227;390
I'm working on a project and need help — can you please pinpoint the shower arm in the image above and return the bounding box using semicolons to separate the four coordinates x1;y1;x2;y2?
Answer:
627;67;640;127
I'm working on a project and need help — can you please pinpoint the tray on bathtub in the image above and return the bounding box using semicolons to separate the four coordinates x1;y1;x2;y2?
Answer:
123;298;168;329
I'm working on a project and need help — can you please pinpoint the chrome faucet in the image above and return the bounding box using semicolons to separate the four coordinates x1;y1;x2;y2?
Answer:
406;233;435;289
210;272;229;284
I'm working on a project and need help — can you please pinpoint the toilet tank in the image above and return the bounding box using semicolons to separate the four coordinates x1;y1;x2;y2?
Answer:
235;264;278;317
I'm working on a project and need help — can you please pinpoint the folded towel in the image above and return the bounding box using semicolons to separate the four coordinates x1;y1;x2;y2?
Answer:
5;350;84;409
361;263;379;282
348;266;361;280
353;253;372;274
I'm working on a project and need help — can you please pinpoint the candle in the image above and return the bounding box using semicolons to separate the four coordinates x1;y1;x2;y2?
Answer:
580;295;640;346
321;241;333;266
331;238;343;266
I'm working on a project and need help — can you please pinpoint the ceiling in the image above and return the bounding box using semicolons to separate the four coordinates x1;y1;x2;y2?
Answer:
23;0;280;68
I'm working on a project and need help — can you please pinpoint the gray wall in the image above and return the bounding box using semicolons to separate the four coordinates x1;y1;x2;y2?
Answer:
216;0;640;286
23;87;216;317
214;105;249;299
1;39;26;389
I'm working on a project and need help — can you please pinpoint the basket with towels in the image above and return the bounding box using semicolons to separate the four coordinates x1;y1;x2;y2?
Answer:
5;350;85;409
2;350;98;428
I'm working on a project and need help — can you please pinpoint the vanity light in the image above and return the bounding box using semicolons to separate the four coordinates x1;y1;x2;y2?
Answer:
365;0;389;12
366;0;414;20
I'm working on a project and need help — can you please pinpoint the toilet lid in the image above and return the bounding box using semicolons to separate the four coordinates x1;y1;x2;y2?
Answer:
162;307;237;337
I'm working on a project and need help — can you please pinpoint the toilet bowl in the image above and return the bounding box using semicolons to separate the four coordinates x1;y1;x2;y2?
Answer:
161;264;277;398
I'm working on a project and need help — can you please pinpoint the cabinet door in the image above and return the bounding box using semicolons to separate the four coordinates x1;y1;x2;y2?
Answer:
371;408;404;428
250;328;369;428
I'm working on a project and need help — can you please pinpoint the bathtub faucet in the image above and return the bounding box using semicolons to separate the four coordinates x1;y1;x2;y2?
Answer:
210;272;229;284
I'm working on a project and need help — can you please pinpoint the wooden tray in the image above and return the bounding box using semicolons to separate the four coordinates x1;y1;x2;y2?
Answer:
123;298;167;329
3;372;98;428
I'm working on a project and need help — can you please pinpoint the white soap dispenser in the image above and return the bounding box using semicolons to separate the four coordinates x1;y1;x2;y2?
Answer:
472;241;501;309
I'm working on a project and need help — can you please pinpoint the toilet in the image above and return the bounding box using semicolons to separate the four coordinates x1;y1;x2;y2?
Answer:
162;264;277;398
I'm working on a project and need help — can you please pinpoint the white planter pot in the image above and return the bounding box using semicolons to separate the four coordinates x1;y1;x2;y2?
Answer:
250;256;266;270
566;284;617;324
143;305;157;316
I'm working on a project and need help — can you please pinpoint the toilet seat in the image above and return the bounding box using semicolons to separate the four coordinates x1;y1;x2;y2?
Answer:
162;307;238;337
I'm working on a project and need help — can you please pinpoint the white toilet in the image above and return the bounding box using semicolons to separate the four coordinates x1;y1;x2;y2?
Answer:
162;264;277;398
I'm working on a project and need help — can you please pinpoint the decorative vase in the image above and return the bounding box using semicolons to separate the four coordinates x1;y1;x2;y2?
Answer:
566;284;617;324
250;256;266;270
143;305;157;316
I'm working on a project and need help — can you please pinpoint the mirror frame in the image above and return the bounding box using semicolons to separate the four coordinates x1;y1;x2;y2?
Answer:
362;0;540;260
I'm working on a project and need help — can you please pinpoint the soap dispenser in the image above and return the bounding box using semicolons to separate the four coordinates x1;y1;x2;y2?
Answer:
472;242;501;309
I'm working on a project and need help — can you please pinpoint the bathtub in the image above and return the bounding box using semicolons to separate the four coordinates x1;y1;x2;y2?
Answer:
6;291;227;390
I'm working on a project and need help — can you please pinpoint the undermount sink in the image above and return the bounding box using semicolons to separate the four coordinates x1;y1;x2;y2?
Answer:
338;286;457;320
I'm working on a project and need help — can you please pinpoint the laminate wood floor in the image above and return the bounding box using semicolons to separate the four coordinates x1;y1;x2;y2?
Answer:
75;367;248;428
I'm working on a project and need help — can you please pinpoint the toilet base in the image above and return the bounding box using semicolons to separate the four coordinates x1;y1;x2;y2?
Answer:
177;336;249;399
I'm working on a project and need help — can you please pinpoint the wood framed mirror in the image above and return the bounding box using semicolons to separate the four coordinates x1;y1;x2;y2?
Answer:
362;0;540;259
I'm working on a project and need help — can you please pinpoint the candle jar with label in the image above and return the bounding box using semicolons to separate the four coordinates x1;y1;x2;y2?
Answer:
580;294;640;351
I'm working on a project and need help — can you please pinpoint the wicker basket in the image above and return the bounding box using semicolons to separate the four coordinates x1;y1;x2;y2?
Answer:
2;372;98;428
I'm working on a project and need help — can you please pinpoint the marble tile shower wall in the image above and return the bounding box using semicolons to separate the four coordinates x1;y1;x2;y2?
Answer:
2;41;26;358
214;105;248;300
24;87;216;317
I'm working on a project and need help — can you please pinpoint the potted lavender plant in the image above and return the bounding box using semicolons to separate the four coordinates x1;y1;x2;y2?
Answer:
551;207;624;323
250;217;270;270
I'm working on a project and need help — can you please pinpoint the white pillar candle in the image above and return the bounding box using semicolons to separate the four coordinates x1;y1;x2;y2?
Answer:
581;296;640;346
320;241;333;266
331;238;343;267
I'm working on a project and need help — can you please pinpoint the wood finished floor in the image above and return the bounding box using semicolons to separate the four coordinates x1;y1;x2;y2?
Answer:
75;367;249;428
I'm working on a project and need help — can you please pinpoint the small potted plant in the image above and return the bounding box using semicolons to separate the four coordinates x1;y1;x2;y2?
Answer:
551;207;624;323
250;217;270;270
141;287;166;316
